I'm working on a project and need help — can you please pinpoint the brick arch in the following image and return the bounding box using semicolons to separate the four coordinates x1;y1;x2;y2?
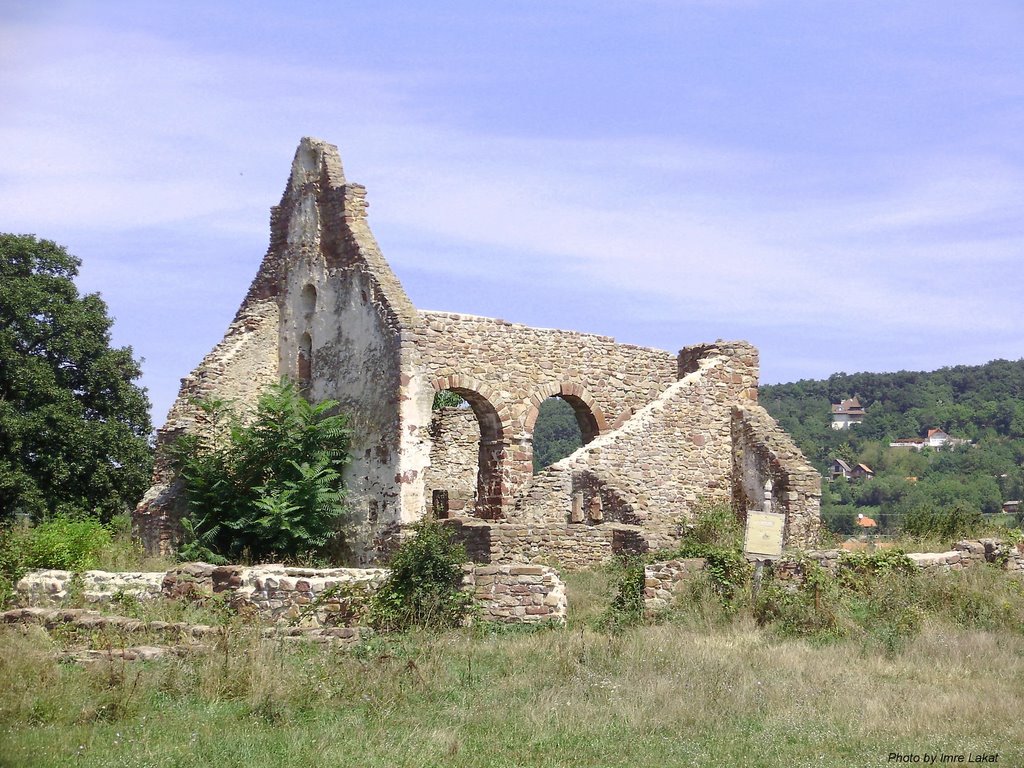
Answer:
430;375;513;519
430;375;512;442
524;381;608;445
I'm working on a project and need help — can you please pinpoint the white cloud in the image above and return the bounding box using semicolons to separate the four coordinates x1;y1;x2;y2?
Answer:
1;5;1021;420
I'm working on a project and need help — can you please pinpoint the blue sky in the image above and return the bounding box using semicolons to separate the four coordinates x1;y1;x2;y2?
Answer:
2;1;1022;424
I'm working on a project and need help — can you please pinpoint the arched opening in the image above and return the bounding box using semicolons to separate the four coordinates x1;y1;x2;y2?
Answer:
533;397;585;473
525;386;604;474
297;332;312;388
425;385;507;520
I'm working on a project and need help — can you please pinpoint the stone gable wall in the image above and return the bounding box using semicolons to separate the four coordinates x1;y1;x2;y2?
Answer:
134;137;821;564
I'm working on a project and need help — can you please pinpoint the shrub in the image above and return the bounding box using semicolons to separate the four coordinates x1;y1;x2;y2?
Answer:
172;379;350;563
598;557;647;631
918;565;1024;633
0;515;115;606
369;520;473;631
903;500;983;540
756;551;923;656
22;516;111;571
754;558;846;640
670;501;750;610
600;501;750;630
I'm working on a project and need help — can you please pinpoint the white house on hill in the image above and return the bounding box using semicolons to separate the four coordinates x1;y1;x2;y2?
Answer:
831;396;865;430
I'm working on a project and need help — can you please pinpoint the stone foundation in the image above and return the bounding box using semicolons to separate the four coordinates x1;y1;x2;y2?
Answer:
16;560;567;627
643;538;1024;612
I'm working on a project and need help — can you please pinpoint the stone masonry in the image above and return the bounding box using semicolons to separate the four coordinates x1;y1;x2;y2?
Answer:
133;137;821;565
16;562;567;626
642;539;1024;613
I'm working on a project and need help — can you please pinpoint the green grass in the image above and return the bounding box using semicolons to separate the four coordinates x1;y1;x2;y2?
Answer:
3;570;1024;767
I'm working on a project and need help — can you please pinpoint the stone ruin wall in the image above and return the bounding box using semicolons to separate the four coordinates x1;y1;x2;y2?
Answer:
16;562;567;626
400;311;679;522
260;140;420;561
134;136;822;565
509;342;759;543
732;403;822;548
424;407;480;515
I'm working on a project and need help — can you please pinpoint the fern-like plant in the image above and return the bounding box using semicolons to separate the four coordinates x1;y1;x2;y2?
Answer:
171;379;351;563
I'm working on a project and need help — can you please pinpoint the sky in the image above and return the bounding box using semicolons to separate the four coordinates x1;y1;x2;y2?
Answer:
2;1;1022;425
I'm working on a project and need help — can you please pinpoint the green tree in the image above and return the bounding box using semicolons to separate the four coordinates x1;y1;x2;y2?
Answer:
533;397;583;473
172;379;350;562
432;390;466;410
0;235;152;522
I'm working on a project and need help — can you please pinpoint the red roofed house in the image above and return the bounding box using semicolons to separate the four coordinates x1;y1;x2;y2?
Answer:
851;463;874;480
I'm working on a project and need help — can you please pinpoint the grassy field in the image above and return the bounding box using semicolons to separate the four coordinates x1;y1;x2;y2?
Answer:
2;568;1023;768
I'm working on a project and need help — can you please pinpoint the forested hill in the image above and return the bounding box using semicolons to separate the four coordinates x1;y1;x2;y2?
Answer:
759;359;1024;535
760;359;1024;469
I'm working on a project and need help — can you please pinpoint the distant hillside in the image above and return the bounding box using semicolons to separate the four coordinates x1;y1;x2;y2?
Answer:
760;359;1024;536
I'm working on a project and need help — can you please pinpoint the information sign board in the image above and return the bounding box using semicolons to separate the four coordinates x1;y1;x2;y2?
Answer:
743;511;785;560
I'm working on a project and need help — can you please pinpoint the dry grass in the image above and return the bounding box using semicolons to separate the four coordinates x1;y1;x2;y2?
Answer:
2;569;1023;767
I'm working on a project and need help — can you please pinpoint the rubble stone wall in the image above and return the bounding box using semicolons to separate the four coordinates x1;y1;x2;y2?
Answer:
400;310;678;521
641;539;1024;613
732;405;822;548
771;538;1024;586
510;342;759;541
15;570;166;605
643;558;707;612
424;407;480;515
16;561;567;626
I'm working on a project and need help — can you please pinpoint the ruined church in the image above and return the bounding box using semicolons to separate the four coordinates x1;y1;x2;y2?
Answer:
133;138;821;567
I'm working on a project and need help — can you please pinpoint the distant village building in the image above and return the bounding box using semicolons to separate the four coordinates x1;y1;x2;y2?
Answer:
830;459;852;481
830;459;874;481
851;463;874;480
831;396;865;430
890;428;969;451
925;428;953;448
1003;500;1020;515
889;437;926;450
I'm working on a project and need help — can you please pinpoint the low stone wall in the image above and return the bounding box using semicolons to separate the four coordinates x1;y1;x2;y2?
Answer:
643;558;706;612
15;570;166;605
775;538;1024;584
641;539;1024;612
466;564;567;623
16;561;567;627
211;565;388;625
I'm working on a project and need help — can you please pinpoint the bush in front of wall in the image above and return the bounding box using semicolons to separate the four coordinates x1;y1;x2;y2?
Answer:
369;519;473;632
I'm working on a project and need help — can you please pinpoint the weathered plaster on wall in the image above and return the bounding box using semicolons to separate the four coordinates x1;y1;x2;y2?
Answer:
135;137;821;563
